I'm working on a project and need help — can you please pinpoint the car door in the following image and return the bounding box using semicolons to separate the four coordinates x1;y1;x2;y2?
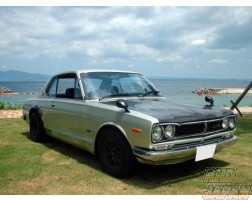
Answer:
43;74;89;149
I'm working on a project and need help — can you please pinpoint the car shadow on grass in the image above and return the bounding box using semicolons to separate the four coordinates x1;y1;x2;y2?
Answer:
21;131;230;190
125;159;229;190
20;131;102;171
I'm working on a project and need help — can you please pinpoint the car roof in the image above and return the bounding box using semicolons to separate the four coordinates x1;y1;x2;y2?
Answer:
54;69;141;77
77;69;139;74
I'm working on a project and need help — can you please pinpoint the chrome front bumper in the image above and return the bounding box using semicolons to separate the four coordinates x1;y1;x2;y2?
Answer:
133;134;238;165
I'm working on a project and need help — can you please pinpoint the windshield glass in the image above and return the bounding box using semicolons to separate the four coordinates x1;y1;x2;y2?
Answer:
81;72;159;100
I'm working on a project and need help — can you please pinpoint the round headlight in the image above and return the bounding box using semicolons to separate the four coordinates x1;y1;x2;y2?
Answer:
228;117;236;129
164;125;175;139
153;126;163;142
222;118;229;129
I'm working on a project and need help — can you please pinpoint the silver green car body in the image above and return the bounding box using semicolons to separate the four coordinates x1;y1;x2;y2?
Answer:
23;70;238;166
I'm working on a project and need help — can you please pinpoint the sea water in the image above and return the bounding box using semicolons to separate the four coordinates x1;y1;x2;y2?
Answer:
0;80;251;107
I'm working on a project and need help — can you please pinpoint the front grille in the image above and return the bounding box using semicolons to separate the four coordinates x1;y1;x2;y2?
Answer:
207;120;222;132
175;124;205;136
174;120;224;138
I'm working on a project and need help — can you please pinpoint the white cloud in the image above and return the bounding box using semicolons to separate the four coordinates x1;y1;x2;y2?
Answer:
231;8;252;26
208;59;229;64
191;39;206;46
88;58;124;65
156;54;183;63
0;7;251;79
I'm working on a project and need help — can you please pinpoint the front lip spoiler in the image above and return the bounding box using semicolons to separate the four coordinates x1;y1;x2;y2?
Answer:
133;135;238;165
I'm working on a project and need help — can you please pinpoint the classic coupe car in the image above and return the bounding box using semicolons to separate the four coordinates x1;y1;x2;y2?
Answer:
23;70;238;177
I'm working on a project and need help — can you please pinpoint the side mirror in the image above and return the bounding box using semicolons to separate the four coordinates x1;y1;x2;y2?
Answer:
116;99;129;112
205;96;214;107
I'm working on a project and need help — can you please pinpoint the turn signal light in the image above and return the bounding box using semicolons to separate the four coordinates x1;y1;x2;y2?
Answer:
132;128;142;134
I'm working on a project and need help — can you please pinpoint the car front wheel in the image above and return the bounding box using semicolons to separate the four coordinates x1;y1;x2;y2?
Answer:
97;128;138;178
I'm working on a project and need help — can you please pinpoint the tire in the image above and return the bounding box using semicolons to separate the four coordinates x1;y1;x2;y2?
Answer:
97;128;138;178
29;112;46;142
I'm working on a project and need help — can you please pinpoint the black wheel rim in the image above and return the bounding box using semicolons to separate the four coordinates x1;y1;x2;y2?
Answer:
104;139;121;169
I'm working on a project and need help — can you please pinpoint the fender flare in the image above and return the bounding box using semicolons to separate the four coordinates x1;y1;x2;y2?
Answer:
94;122;130;155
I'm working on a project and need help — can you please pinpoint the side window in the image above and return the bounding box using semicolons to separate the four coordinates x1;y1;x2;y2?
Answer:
47;77;58;97
57;78;75;95
46;75;83;100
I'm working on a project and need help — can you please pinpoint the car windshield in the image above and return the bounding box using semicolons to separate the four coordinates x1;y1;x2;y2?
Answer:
81;72;159;100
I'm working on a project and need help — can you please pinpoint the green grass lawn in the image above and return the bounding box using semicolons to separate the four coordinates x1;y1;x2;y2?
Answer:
0;116;251;194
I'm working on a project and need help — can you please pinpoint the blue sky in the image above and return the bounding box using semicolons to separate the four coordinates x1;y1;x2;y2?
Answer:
0;6;252;79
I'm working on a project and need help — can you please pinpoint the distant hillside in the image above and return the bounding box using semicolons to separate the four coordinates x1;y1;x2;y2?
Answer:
0;70;50;81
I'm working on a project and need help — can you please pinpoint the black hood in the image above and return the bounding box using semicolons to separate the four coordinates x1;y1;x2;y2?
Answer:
101;98;234;123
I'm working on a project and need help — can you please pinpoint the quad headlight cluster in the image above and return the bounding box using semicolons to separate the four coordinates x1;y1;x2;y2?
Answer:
222;117;237;130
152;124;176;143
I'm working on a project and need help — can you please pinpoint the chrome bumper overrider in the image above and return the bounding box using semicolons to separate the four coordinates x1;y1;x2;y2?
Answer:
133;133;238;165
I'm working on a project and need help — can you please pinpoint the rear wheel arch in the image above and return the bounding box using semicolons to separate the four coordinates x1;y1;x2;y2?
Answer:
29;106;47;142
29;105;42;119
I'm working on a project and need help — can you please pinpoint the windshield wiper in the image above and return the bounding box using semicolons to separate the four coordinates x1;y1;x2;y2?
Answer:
139;90;160;97
99;93;133;101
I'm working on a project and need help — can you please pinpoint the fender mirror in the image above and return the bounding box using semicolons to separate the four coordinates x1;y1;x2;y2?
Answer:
205;96;214;107
116;99;130;113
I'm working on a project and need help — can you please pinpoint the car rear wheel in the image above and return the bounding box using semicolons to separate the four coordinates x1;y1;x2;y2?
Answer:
97;128;138;178
30;112;46;142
